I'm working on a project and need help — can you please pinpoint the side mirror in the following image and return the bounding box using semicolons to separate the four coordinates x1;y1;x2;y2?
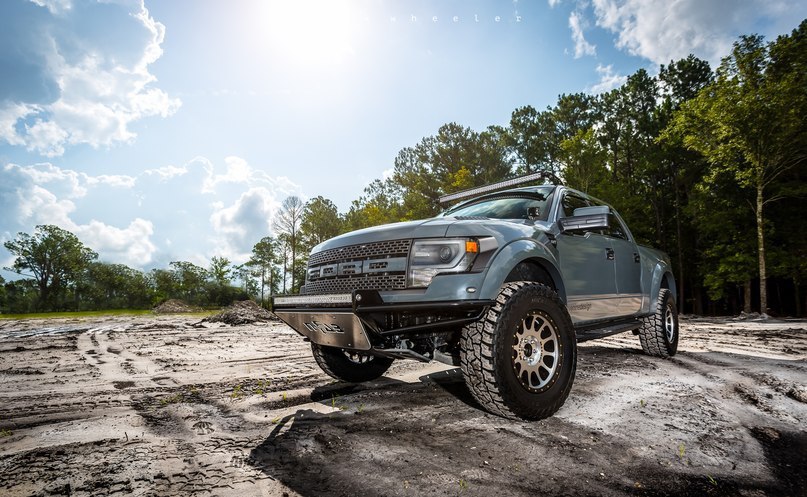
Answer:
559;208;609;233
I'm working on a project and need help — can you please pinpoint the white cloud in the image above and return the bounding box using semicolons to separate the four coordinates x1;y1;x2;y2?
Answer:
2;161;155;267
590;0;800;66
6;162;135;198
201;155;300;198
29;0;72;15
589;64;627;93
77;218;156;266
17;184;76;227
6;162;84;197
0;0;180;156
25;120;69;157
570;11;596;58
0;103;38;146
144;164;188;181
202;156;253;193
1;156;303;269
85;174;137;189
209;187;281;261
548;0;562;7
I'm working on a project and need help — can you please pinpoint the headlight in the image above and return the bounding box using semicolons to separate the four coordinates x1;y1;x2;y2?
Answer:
408;238;479;288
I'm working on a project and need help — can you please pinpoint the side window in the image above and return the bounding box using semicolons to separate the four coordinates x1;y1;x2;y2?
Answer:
606;214;628;240
560;194;591;218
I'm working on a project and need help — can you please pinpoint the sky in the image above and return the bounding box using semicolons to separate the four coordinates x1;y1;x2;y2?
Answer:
1;0;804;276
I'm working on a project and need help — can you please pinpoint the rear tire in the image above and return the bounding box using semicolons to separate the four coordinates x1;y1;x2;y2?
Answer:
460;282;577;420
311;344;393;383
638;289;679;357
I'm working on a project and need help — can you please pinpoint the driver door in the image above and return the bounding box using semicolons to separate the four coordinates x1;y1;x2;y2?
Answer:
554;192;619;323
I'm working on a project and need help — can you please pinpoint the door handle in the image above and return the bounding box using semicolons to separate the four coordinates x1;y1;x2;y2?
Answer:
634;252;640;263
606;248;615;260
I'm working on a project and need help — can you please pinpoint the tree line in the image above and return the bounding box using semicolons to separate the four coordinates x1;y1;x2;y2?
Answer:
271;22;807;317
2;22;804;316
0;225;253;313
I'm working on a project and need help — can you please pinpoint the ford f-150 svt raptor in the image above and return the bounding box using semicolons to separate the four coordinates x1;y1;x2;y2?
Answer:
273;173;679;420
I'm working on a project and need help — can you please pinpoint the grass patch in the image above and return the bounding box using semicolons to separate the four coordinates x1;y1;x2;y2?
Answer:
159;393;186;406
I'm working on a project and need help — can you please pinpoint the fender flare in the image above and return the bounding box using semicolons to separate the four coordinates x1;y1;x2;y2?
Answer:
478;239;567;303
648;265;677;314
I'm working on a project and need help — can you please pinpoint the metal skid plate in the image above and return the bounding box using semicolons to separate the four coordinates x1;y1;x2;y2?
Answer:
274;310;372;351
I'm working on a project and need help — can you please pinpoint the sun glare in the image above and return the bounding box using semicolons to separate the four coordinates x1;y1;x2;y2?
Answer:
252;1;362;69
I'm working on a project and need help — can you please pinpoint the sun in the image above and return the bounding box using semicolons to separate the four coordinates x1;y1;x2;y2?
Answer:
252;1;361;68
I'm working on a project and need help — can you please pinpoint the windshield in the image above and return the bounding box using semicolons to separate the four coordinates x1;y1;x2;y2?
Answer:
442;190;554;221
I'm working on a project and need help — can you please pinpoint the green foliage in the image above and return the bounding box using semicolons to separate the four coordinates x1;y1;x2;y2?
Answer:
300;196;343;251
83;262;152;309
241;235;284;304
4;225;98;311
346;122;513;226
1;231;250;313
169;261;209;305
273;196;306;293
209;256;231;286
559;128;608;195
667;23;806;313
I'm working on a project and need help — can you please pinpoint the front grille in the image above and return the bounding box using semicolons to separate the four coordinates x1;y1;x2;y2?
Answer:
305;274;407;294
306;239;411;295
308;239;412;266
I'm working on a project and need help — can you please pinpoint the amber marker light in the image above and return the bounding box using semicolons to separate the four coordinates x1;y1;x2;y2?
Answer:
466;240;479;253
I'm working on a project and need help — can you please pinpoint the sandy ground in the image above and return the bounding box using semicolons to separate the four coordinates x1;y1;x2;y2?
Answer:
0;314;805;497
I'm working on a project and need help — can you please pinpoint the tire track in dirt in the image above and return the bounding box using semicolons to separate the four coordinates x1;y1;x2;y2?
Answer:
1;315;805;496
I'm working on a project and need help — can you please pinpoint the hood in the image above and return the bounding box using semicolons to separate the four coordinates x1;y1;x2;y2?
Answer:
312;218;457;253
311;216;554;255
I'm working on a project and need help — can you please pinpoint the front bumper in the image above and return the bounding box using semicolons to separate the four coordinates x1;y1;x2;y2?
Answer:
272;290;493;351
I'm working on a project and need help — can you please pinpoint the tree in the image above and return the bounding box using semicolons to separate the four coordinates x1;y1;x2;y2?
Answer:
506;106;558;175
300;196;343;251
209;256;231;286
553;93;596;142
150;268;179;304
3;225;98;310
0;275;6;312
670;27;807;314
272;196;305;292
248;236;282;305
688;170;758;311
169;261;208;305
657;55;714;313
391;122;513;218
344;179;404;231
559;128;609;194
2;279;38;313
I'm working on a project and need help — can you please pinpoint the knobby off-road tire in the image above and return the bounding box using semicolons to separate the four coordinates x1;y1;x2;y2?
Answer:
311;343;393;383
638;289;678;357
460;281;577;420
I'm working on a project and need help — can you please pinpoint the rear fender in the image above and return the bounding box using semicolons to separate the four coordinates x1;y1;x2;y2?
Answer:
645;265;677;314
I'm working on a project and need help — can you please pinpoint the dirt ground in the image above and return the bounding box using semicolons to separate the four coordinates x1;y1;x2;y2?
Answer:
0;314;805;497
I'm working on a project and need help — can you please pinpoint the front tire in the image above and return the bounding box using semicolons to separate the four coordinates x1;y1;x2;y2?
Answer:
638;289;679;357
311;344;393;383
460;282;577;420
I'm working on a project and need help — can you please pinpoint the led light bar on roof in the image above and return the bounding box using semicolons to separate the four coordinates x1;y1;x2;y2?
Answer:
438;171;560;206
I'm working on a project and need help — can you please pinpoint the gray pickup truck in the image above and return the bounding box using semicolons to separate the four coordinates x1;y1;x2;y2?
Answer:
273;174;679;420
